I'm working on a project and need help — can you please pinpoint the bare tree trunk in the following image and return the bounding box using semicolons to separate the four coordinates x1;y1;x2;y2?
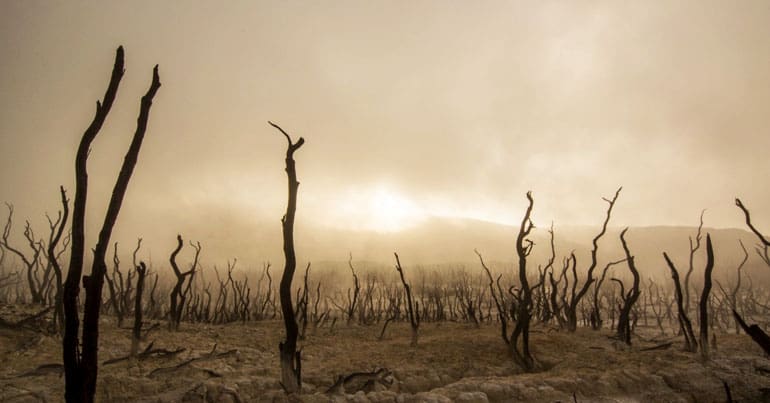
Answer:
48;187;69;334
168;235;199;330
699;235;715;360
63;46;160;403
394;253;420;346
683;211;704;315
664;252;698;352
617;228;640;345
63;47;125;403
509;191;535;371
565;188;622;331
131;262;147;356
347;253;361;325
270;121;304;394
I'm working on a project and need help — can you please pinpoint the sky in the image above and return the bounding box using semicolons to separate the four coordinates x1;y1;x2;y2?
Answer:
1;1;769;264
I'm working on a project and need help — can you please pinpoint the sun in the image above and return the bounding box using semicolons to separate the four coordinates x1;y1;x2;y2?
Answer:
367;187;424;232
328;184;426;232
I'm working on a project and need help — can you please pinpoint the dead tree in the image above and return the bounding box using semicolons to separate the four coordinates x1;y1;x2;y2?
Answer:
509;191;536;371
647;279;667;336
590;258;626;330
663;253;698;352
347;253;361;325
270;121;304;394
131;262;147;356
168;235;200;331
683;210;705;315
47;187;69;334
476;249;509;343
699;234;715;360
105;242;131;327
394;253;420;346
255;262;275;320
62;46;161;403
1;204;45;304
727;240;748;333
735;198;770;268
565;187;622;331
536;224;557;324
616;228;640;345
297;263;311;340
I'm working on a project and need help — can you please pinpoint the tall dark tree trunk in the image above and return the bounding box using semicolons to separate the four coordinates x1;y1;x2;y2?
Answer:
509;191;535;371
131;262;147;356
62;47;125;403
62;46;160;403
617;228;640;345
168;235;199;331
699;235;715;360
664;252;698;352
270;121;304;394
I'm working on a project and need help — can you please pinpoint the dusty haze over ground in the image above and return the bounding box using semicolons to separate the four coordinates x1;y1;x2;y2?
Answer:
1;1;769;264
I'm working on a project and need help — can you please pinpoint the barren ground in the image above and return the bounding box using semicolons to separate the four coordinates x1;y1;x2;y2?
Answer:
2;306;770;402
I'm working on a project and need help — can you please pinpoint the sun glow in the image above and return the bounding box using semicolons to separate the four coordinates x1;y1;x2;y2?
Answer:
328;184;426;232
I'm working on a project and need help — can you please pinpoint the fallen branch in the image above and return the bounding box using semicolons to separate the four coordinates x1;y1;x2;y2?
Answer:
0;307;53;331
326;368;393;394
103;341;186;365
639;342;674;352
148;344;238;378
15;363;64;377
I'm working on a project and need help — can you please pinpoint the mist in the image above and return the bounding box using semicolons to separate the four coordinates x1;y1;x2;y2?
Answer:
2;1;770;262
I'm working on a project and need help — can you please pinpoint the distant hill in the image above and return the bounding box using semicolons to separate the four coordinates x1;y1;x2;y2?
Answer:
144;212;767;282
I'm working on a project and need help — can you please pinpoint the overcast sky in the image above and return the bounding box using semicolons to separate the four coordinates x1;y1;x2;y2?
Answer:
1;1;769;258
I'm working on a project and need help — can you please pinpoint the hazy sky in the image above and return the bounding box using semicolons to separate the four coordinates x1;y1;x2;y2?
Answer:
1;1;769;259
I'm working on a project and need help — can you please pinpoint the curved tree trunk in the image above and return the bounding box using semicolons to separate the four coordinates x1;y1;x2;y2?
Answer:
270;121;305;394
617;228;640;345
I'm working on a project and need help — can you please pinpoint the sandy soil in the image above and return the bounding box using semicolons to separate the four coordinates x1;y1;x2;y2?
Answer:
1;307;770;402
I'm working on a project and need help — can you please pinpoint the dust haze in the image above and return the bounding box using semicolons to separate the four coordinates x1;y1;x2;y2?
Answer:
1;1;770;267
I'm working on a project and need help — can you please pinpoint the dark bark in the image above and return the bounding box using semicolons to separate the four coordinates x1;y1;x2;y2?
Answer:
394;253;420;346
62;46;160;403
735;198;770;246
510;191;535;371
1;204;45;304
63;46;125;403
590;258;626;330
683;210;704;315
565;187;622;331
131;262;147;356
168;235;199;330
733;309;770;356
663;252;698;352
347;253;361;325
476;249;509;344
699;234;715;360
617;228;640;345
48;187;69;334
270;121;304;394
735;198;770;268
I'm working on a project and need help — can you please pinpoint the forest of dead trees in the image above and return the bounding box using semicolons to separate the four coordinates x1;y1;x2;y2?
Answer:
2;46;770;400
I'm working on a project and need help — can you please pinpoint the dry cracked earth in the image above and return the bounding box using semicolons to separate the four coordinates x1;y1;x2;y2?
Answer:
2;305;770;402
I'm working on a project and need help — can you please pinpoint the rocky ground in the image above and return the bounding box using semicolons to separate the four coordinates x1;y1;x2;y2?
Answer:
2;305;770;402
